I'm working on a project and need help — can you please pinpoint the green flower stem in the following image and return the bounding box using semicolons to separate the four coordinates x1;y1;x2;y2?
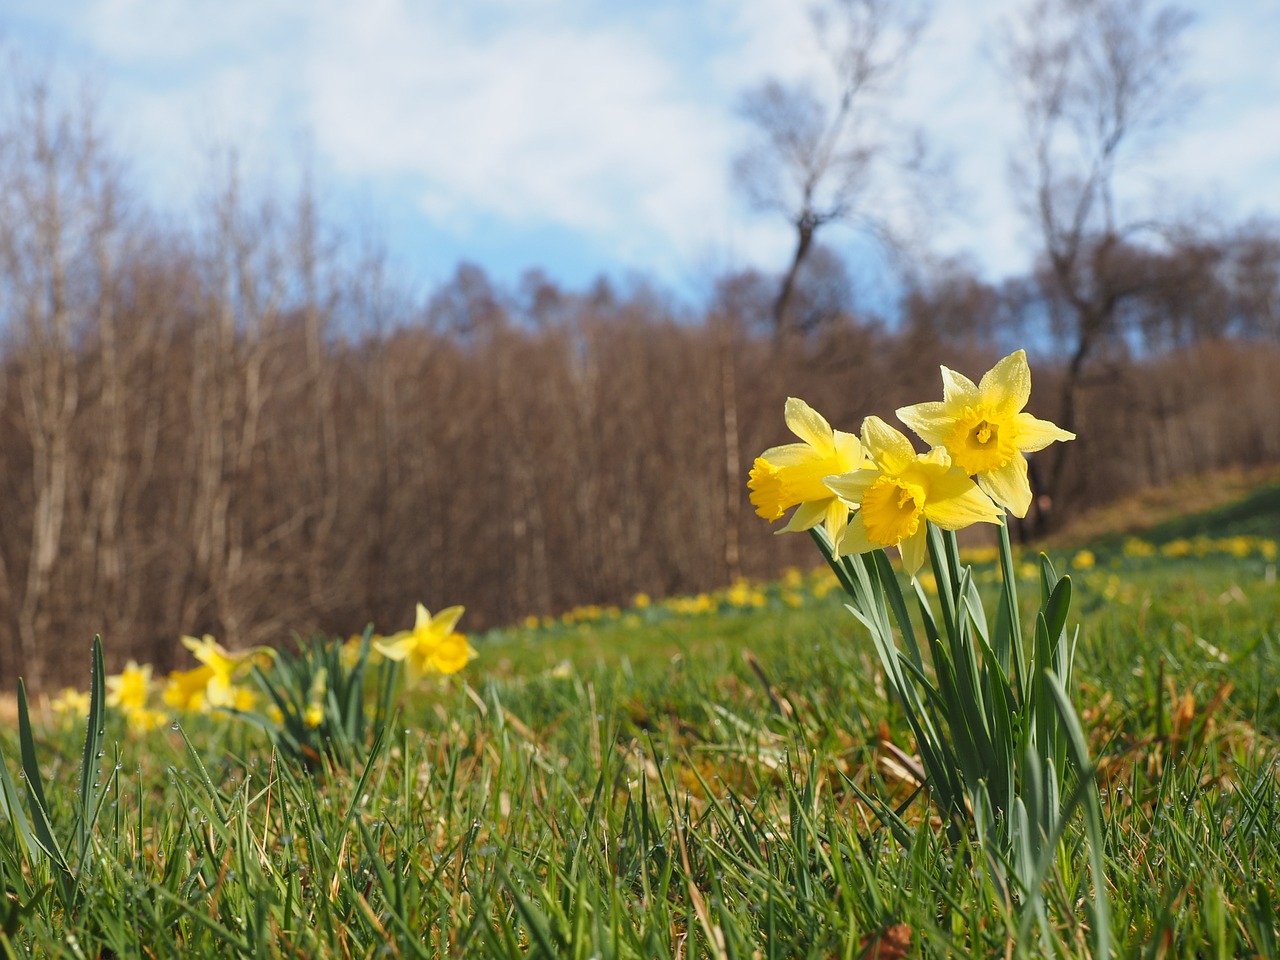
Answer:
810;518;1110;956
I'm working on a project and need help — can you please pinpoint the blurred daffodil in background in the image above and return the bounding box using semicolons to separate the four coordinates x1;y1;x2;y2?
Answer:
180;634;274;708
106;660;152;712
375;604;476;682
106;660;168;732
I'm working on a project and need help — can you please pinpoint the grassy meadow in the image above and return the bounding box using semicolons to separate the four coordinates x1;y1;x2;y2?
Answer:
2;481;1280;958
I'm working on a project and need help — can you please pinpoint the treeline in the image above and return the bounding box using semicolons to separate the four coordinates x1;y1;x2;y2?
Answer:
2;85;1280;686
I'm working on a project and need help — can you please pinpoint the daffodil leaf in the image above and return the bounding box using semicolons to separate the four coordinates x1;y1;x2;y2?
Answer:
77;635;107;863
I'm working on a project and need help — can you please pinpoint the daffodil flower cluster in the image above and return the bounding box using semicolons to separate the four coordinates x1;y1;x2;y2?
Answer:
751;350;1107;949
51;602;475;737
749;350;1074;574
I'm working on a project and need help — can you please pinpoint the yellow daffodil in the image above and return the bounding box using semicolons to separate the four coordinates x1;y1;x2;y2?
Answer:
825;416;1003;575
374;604;477;682
163;665;215;713
125;706;167;733
106;661;153;712
748;397;866;543
231;685;258;712
895;350;1074;518
340;634;381;671
302;669;328;729
50;686;91;722
180;634;275;708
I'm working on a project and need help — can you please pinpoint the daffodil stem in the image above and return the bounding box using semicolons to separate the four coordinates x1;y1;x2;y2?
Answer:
997;516;1027;699
925;524;960;648
808;526;862;604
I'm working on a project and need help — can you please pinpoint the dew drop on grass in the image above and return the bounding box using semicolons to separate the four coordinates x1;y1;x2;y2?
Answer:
170;721;181;731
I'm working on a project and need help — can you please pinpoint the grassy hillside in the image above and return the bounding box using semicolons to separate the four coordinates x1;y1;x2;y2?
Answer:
1;478;1279;957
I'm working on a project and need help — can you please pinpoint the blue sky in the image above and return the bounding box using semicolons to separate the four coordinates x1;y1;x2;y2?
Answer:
5;0;1278;303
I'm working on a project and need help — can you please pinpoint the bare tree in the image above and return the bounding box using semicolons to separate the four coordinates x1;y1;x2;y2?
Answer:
0;69;122;683
733;0;928;338
1228;220;1280;340
1005;0;1194;513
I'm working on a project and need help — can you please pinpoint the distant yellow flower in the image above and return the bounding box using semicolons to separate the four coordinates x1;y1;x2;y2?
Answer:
303;668;327;728
50;687;91;722
181;634;274;708
374;605;476;682
896;350;1074;518
825;417;1003;576
340;635;380;670
749;397;866;544
550;660;573;679
1071;549;1096;570
1223;536;1251;558
163;665;215;713
1122;537;1156;558
107;661;153;712
125;706;167;733
231;685;257;712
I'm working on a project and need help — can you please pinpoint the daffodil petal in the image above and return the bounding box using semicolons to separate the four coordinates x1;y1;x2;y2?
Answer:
431;634;477;674
835;514;875;558
919;446;952;469
895;401;952;446
978;350;1031;416
431;605;466;635
978;455;1032;518
924;480;1003;530
899;528;928;576
824;467;880;505
822;497;851;544
1013;412;1075;452
781;499;827;533
374;635;413;661
414;603;432;629
832;430;864;467
758;441;819;466
920;459;980;501
940;366;980;408
783;397;834;453
861;416;916;474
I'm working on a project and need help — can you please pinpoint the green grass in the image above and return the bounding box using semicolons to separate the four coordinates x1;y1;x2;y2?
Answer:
3;488;1280;957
